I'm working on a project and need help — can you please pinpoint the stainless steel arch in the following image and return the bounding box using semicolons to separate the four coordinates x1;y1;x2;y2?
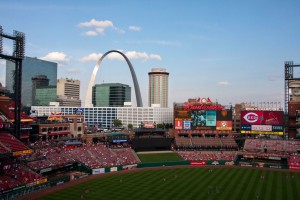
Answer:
84;50;143;107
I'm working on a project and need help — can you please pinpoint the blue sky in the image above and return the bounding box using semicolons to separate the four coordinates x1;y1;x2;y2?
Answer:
0;0;300;108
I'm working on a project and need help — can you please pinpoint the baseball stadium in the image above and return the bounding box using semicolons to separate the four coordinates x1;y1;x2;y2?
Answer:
1;96;300;200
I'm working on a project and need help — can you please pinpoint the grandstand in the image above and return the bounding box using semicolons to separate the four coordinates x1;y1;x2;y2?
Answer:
174;136;238;150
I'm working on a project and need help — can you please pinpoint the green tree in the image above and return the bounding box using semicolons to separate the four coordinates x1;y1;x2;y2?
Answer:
127;124;133;130
113;119;122;127
156;124;164;129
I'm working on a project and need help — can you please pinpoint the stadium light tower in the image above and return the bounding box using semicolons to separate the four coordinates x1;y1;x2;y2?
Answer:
0;25;25;139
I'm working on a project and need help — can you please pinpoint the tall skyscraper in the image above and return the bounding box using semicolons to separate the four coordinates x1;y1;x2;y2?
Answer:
6;57;57;107
148;68;169;108
92;83;131;107
57;78;81;107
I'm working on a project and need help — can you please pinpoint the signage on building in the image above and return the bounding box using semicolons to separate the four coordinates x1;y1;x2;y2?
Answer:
175;120;183;130
183;120;191;130
48;112;63;121
183;97;225;111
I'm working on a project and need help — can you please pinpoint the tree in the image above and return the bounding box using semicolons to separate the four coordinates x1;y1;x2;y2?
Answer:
127;124;133;130
156;124;164;129
113;119;122;127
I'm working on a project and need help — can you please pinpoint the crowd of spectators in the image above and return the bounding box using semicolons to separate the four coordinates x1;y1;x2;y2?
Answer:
178;151;237;161
26;141;140;171
0;161;43;192
175;136;238;150
289;155;300;169
244;138;300;153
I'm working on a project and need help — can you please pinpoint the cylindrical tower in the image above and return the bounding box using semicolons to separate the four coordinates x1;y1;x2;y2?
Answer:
148;68;169;108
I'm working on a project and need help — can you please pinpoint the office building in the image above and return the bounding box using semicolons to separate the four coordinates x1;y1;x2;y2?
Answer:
32;75;52;106
57;78;81;107
148;68;169;108
31;106;173;129
92;83;131;107
34;86;57;106
6;57;57;107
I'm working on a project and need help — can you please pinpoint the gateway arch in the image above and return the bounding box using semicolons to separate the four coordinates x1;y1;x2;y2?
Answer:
84;50;143;107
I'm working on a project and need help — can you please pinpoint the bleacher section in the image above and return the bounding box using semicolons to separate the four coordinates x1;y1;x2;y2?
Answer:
26;142;140;171
289;155;300;170
244;139;300;153
178;151;237;161
0;132;29;152
175;137;238;150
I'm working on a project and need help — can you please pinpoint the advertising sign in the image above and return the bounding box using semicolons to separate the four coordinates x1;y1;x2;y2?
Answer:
190;161;206;166
206;111;216;126
272;125;284;131
240;130;283;135
183;120;191;130
216;121;232;130
48;112;63;121
251;125;272;132
92;168;105;175
241;111;284;125
175;120;183;130
143;121;155;129
174;110;191;119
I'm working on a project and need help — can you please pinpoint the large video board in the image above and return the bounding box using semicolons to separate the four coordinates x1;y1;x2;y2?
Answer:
175;109;232;130
241;111;284;135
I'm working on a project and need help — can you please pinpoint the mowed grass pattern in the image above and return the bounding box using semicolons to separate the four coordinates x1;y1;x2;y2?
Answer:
137;153;184;163
41;167;300;200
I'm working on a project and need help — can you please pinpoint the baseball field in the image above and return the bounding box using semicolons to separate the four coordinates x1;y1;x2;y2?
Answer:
39;167;300;200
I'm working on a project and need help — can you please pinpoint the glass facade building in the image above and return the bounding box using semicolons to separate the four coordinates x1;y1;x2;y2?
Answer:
34;86;57;106
92;83;131;107
6;57;57;107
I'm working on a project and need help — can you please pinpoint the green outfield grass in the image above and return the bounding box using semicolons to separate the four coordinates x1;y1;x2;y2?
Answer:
41;167;300;200
137;153;184;163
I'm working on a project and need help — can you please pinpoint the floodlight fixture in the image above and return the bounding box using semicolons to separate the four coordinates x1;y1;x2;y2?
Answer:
13;30;25;59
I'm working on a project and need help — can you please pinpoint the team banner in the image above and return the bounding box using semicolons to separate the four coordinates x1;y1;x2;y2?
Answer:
241;111;284;125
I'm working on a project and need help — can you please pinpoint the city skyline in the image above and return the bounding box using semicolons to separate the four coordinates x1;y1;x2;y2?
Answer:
1;0;300;107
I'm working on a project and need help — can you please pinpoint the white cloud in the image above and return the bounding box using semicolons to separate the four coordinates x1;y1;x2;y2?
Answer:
80;51;161;63
84;31;98;36
79;19;113;28
40;52;70;65
125;51;161;60
149;54;162;60
80;53;103;62
129;26;141;32
218;81;229;86
78;19;122;36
